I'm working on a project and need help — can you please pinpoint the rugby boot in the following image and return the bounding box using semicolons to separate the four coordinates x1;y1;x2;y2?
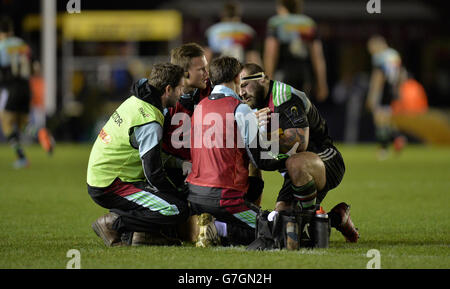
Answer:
393;135;407;153
92;212;122;247
13;158;29;169
328;202;359;243
195;213;221;248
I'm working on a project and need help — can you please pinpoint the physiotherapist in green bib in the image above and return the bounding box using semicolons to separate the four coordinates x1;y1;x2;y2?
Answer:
87;63;189;247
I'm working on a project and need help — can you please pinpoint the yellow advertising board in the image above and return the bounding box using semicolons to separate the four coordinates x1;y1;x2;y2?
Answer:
63;10;182;41
24;10;182;41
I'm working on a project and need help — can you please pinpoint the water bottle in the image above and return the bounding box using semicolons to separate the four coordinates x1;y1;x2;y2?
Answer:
313;206;329;248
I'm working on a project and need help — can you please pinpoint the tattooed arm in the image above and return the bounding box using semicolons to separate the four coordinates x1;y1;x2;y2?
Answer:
279;127;309;154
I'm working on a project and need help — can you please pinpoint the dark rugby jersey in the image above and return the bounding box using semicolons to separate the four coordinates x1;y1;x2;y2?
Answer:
372;48;402;104
265;80;333;153
266;14;318;89
0;36;31;85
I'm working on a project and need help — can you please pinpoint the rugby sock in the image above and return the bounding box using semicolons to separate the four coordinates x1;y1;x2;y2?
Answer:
14;144;26;160
291;180;317;209
7;132;26;160
38;128;54;154
376;126;393;149
214;220;227;237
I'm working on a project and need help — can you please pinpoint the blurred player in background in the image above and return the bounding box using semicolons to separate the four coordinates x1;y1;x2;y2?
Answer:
28;60;54;156
87;63;190;247
204;1;262;65
0;17;54;168
0;16;32;168
264;0;328;103
367;35;406;160
239;63;359;243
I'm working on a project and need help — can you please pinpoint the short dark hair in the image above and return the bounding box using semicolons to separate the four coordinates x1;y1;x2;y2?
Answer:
277;0;302;14
242;63;265;75
209;56;242;85
148;63;184;92
0;16;13;33
222;1;241;19
170;43;205;72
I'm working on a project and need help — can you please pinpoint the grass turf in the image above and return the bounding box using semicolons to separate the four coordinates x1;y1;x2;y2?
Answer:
0;143;449;269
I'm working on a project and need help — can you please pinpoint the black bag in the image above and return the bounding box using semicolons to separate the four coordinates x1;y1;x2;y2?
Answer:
246;210;275;250
246;209;300;250
272;210;299;250
246;207;329;250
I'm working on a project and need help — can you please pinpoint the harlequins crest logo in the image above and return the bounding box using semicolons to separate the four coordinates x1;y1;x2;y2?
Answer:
291;106;298;116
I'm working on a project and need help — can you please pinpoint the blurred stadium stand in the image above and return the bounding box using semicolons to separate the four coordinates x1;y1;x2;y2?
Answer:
0;0;448;143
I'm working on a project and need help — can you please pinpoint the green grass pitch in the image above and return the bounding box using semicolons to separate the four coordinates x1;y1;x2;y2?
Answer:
0;143;449;269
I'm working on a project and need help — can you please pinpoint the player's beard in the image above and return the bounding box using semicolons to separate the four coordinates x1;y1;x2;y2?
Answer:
252;83;267;110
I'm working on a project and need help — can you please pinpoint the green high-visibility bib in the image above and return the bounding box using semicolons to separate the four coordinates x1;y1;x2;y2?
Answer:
87;96;164;188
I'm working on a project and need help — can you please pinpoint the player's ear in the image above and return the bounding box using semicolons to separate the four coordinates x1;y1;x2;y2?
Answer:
258;75;267;85
164;84;172;95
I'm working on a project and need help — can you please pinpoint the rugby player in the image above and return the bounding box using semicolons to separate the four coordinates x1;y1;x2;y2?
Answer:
205;1;261;65
367;35;406;159
0;17;54;168
239;63;359;242
161;43;212;242
0;16;32;168
264;0;328;103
